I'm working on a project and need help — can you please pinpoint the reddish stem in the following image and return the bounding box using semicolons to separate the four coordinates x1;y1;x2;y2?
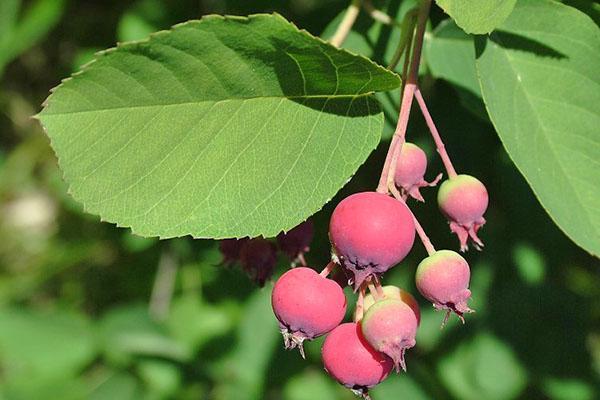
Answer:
297;253;307;267
319;261;336;277
376;0;432;193
373;275;385;298
390;185;436;255
415;88;457;178
355;284;366;321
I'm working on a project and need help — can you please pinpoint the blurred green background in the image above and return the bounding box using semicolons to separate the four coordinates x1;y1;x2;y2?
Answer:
0;0;598;399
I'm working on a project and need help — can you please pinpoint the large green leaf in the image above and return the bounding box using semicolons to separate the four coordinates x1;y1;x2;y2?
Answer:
38;14;400;239
475;0;600;256
435;0;517;34
0;307;97;381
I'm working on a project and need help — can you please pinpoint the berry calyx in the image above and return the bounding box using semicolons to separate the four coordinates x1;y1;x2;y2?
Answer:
329;192;416;290
276;219;314;264
322;322;393;399
437;174;488;252
239;238;277;287
415;250;473;325
394;142;442;202
218;238;249;267
361;299;418;372
361;285;420;325
272;267;346;357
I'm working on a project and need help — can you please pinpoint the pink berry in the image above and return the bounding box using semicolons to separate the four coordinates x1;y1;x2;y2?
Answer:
361;285;420;325
437;174;488;252
329;192;416;290
239;238;277;287
218;238;249;266
361;299;418;372
322;322;393;398
394;142;442;202
276;219;314;262
272;267;346;357
415;250;473;325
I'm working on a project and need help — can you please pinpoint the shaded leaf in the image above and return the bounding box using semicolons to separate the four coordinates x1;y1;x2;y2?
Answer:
438;333;527;400
424;19;487;120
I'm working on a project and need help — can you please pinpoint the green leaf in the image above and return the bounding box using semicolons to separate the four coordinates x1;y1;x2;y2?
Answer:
283;369;346;400
475;0;600;256
0;307;96;381
166;293;233;353
212;289;279;400
424;19;487;120
438;333;527;400
89;371;143;400
99;304;190;364
435;0;517;34
0;0;65;74
0;0;20;38
38;14;400;239
371;374;432;400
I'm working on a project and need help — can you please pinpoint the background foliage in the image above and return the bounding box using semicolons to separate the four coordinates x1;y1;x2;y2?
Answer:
0;1;598;399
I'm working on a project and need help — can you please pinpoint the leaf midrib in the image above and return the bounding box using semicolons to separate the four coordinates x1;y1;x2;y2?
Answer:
39;92;376;117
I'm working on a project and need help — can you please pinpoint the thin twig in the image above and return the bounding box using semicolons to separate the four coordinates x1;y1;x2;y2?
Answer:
415;88;458;178
390;185;436;255
330;0;362;48
363;0;398;26
354;283;366;321
149;247;178;322
319;261;336;277
388;8;418;71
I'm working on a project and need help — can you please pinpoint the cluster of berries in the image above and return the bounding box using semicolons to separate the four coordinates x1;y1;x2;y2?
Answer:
268;141;488;399
218;219;314;286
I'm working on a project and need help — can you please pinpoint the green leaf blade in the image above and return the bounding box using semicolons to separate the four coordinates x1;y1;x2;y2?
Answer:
39;14;400;239
476;0;600;255
435;0;517;34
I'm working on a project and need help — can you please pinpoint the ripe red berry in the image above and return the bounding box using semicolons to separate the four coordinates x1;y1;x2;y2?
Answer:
239;238;277;287
437;174;488;251
276;219;314;262
361;298;418;372
218;238;249;267
394;142;441;202
322;322;393;399
329;192;416;290
361;285;420;325
415;250;473;325
271;267;346;357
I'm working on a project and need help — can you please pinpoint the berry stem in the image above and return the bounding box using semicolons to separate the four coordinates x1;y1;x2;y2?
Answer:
297;253;307;267
330;0;361;48
414;88;458;178
390;184;436;255
355;284;366;321
319;261;336;277
376;0;431;193
373;275;385;298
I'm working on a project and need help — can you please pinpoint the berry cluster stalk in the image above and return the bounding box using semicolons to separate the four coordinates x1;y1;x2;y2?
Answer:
376;0;431;193
414;89;457;178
